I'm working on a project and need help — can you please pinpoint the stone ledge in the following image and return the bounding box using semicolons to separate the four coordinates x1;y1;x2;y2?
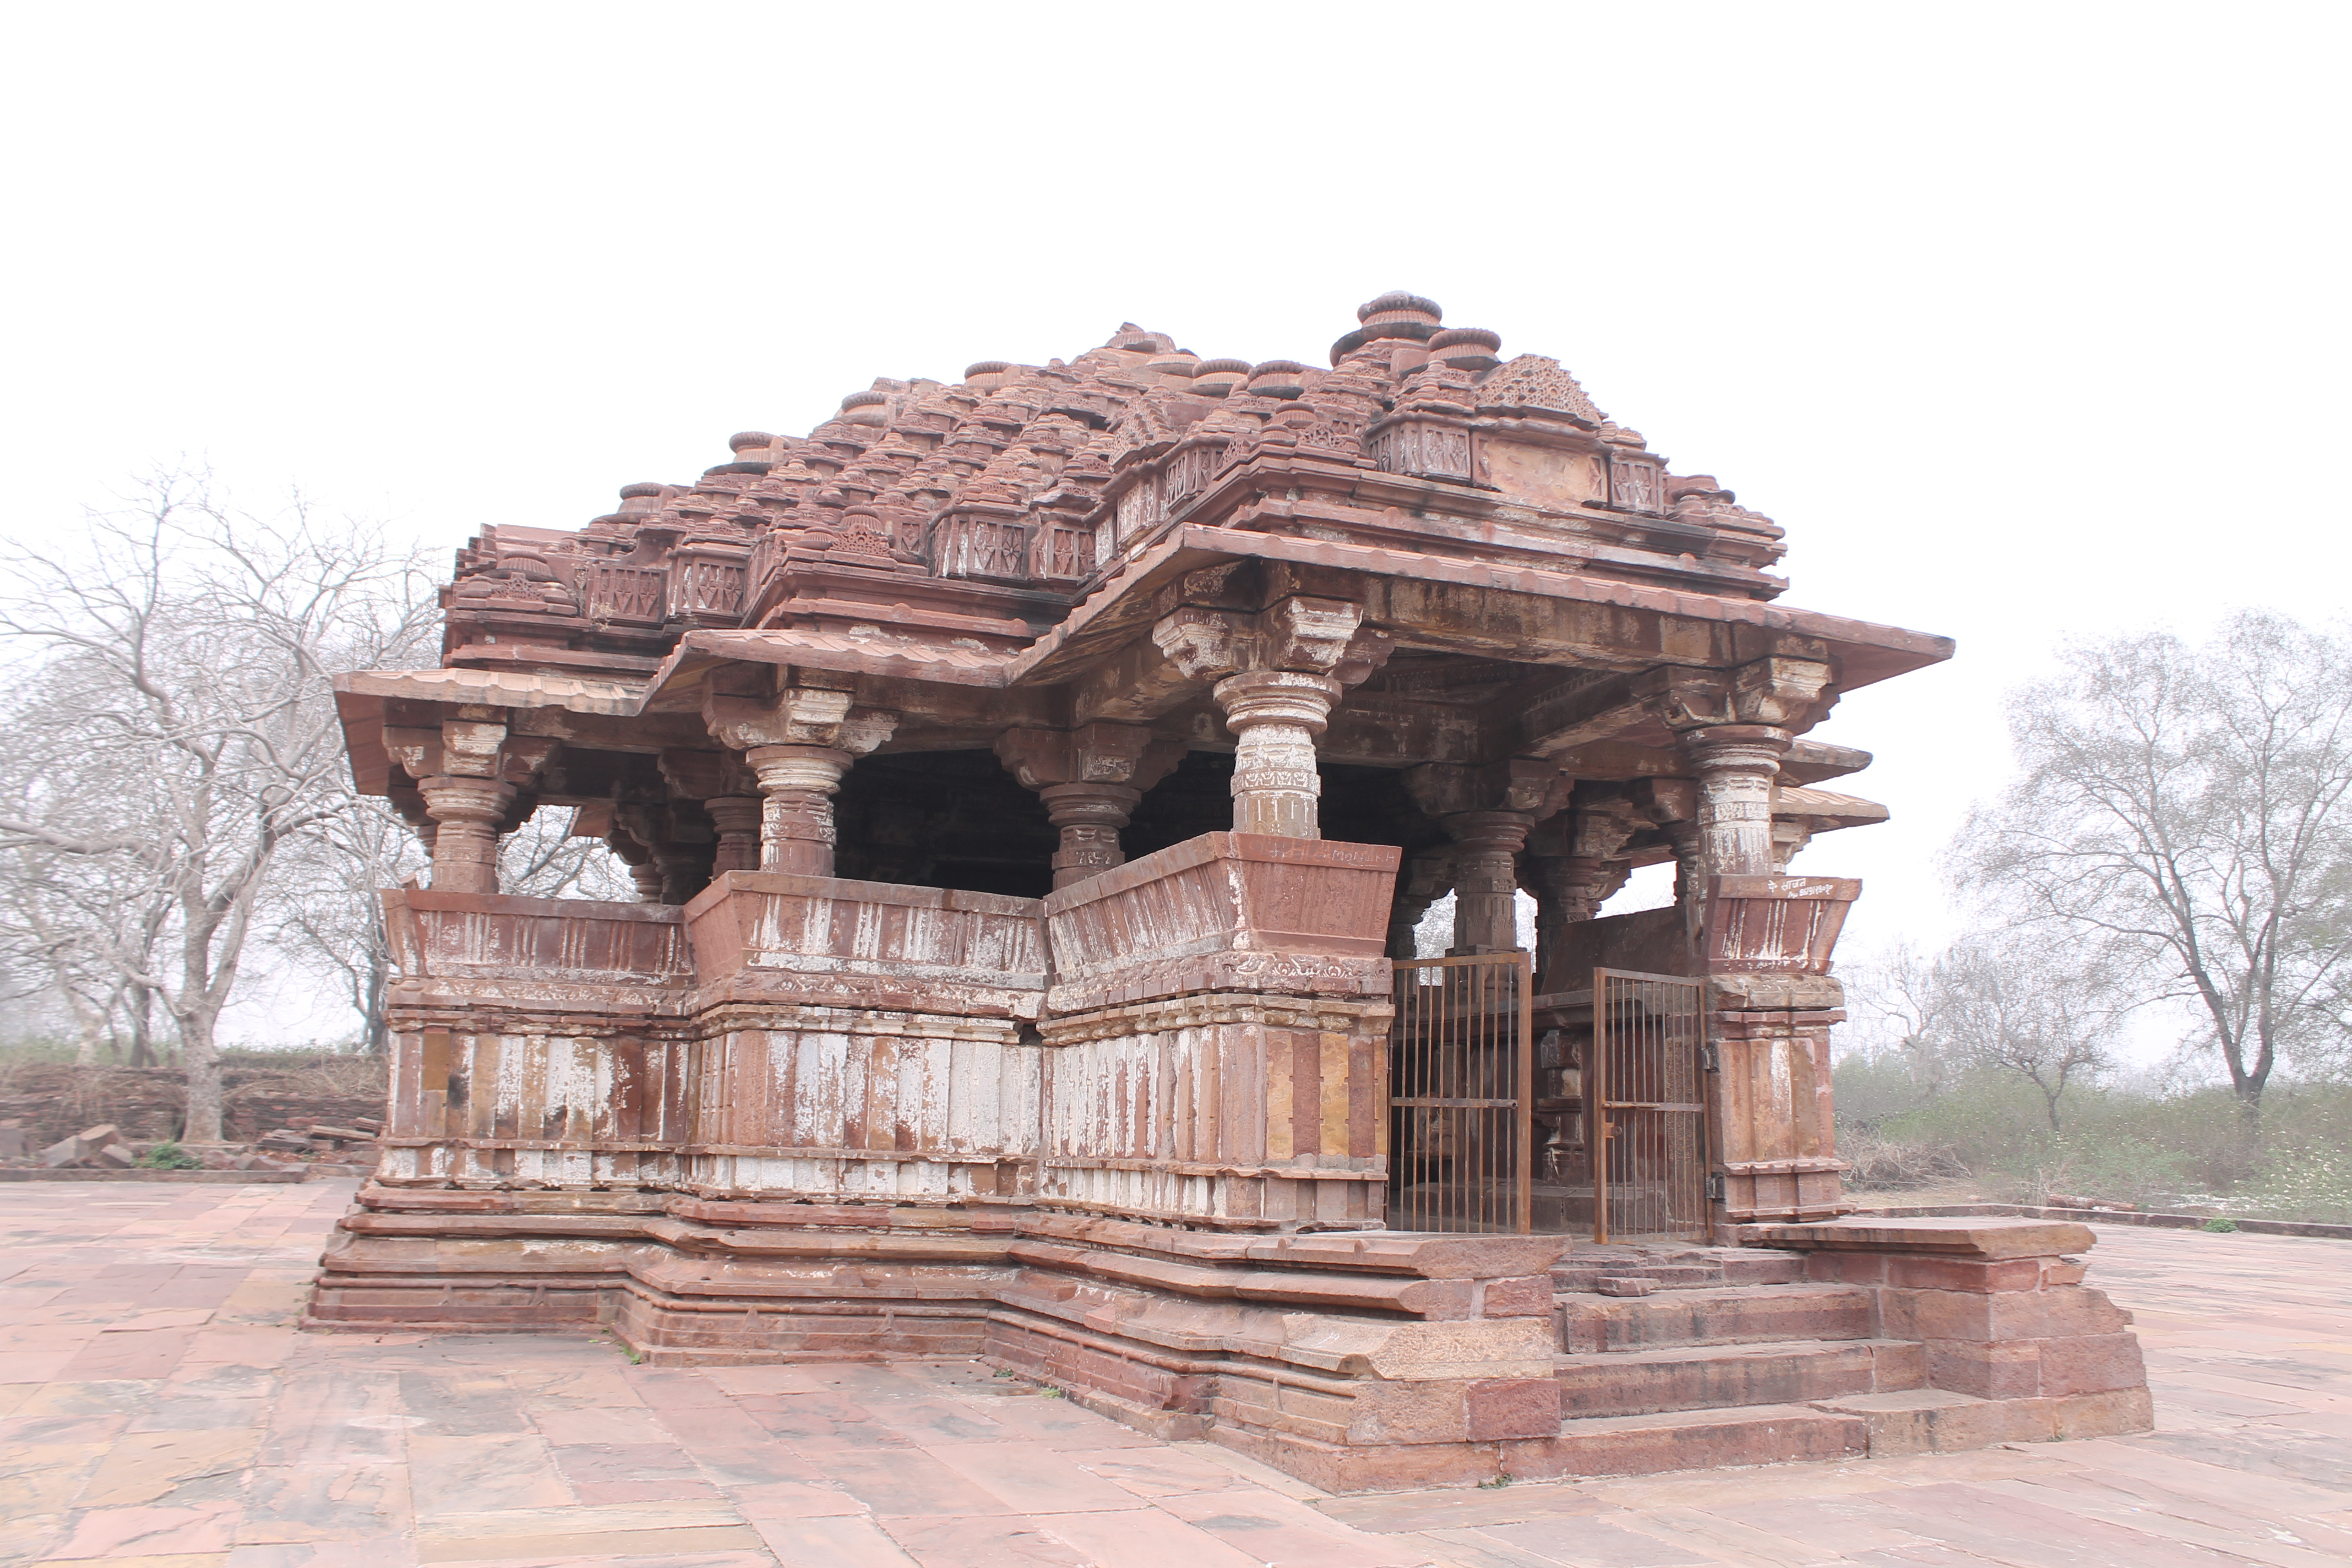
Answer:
1853;1201;2352;1243
1751;1216;2096;1259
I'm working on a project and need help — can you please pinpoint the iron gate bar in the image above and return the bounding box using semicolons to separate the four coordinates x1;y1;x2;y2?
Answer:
1591;967;1711;1245
1387;951;1533;1234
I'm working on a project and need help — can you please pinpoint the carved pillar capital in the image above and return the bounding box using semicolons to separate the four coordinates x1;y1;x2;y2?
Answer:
1148;598;1392;686
1640;657;1833;734
705;687;897;756
384;719;556;788
997;723;1185;889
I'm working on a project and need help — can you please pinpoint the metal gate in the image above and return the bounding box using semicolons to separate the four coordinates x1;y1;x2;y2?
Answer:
1592;967;1710;1243
1387;952;1532;1233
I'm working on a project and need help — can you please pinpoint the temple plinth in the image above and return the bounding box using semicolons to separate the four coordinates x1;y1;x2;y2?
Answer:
309;294;2150;1487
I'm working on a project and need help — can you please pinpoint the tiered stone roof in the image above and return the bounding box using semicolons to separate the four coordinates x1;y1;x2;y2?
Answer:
440;292;1790;671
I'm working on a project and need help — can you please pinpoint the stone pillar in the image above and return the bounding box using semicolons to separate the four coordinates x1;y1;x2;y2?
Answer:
383;715;556;896
1639;657;1846;1232
1150;584;1393;843
1404;758;1569;954
1035;783;1137;886
706;797;764;874
995;724;1186;890
658;749;762;878
745;745;854;876
618;846;665;902
1212;670;1339;839
705;682;898;879
1525;792;1638;986
417;776;515;895
1681;724;1790;879
1642;656;1832;892
1444;810;1533;952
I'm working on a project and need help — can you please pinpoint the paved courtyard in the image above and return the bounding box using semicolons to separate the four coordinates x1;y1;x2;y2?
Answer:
1;1183;2348;1567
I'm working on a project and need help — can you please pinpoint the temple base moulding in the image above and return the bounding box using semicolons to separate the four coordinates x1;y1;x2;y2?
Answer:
306;1189;2150;1490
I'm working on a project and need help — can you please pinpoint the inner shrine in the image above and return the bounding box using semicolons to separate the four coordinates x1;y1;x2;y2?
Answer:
309;293;2152;1488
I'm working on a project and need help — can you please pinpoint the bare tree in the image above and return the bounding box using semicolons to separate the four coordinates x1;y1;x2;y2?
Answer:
1956;613;2352;1135
267;799;427;1056
500;810;635;903
1842;940;1957;1098
271;803;629;1053
0;472;437;1138
1932;931;2125;1131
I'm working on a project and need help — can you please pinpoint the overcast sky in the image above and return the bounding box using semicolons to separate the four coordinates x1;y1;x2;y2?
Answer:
3;4;2344;1046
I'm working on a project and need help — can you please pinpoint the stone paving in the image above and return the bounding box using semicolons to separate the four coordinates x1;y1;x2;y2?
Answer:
2;1183;2349;1567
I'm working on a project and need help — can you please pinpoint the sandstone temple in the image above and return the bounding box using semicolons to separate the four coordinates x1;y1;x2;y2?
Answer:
309;294;2152;1488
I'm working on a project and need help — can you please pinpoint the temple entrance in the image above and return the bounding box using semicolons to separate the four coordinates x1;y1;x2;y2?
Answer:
1592;968;1711;1243
1386;951;1534;1233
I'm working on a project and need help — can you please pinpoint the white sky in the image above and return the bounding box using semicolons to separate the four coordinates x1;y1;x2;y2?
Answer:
3;4;2345;1047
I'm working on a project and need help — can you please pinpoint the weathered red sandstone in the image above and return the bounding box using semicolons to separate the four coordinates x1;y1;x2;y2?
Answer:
307;293;2148;1487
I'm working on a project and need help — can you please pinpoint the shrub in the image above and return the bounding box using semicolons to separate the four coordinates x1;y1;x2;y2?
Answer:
2229;1146;2352;1225
137;1141;202;1170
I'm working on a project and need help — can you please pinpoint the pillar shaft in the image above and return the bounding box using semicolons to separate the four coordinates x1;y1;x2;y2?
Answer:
1212;669;1338;839
418;776;515;895
705;796;764;875
746;745;853;875
1444;810;1532;951
1038;782;1142;890
1681;724;1790;879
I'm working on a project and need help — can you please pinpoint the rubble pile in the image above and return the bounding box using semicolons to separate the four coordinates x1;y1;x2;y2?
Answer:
0;1113;383;1174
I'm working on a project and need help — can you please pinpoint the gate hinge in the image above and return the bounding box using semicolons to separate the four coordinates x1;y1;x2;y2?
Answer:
1699;1043;1720;1073
1705;1172;1727;1202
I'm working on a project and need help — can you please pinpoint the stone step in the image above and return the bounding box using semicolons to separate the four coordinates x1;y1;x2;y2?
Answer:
1512;1402;1870;1479
1555;1337;1923;1418
1559;1283;1874;1352
1554;1261;1722;1293
1551;1248;1808;1294
1809;1388;2119;1456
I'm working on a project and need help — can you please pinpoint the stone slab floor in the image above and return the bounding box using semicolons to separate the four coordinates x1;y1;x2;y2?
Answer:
3;1184;2350;1568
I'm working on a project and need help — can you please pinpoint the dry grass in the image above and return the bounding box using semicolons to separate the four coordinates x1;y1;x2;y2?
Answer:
1840;1133;1975;1191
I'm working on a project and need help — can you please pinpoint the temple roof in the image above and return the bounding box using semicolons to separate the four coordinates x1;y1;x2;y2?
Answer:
432;292;1819;670
341;292;1953;853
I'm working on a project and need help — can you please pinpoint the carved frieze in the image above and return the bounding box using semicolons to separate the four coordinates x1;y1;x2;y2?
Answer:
1369;418;1473;481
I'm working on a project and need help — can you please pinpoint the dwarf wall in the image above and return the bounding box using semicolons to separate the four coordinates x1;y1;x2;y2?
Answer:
372;832;1403;1231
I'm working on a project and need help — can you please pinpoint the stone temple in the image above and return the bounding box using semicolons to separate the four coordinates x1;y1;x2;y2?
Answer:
309;294;2152;1488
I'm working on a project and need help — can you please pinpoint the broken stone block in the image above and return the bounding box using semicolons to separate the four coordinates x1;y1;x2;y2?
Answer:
0;1121;28;1159
41;1122;122;1167
97;1144;139;1168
